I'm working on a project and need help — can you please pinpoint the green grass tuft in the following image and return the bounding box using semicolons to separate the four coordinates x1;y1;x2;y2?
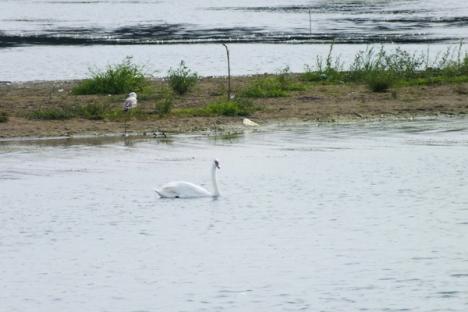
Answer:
243;67;305;98
28;107;75;120
174;98;257;117
302;43;468;90
365;71;395;92
242;77;288;98
0;112;8;123
154;87;174;116
72;57;149;95
167;61;198;95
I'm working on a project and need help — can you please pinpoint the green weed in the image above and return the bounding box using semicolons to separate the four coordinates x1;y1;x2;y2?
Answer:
72;57;149;95
175;98;257;117
167;61;198;95
28;107;75;120
0;112;8;123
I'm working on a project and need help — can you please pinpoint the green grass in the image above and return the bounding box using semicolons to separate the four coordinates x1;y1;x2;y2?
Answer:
174;98;257;117
72;57;149;95
302;43;468;91
167;61;198;95
154;87;174;116
0;112;8;123
242;77;288;97
242;67;305;98
28;107;75;120
27;103;115;120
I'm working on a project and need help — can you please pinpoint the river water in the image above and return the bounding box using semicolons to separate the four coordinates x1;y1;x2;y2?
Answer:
0;0;468;81
1;118;468;311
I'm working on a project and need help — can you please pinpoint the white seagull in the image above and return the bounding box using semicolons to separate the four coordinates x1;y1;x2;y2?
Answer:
155;160;221;198
123;92;138;111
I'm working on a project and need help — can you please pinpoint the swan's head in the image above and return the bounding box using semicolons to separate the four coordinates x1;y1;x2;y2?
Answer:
128;92;137;98
213;159;220;169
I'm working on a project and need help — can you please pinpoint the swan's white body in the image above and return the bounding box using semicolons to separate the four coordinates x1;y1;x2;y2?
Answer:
243;118;259;126
123;92;138;111
155;160;220;198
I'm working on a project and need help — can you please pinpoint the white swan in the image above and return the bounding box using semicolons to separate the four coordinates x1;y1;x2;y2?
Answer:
155;160;221;198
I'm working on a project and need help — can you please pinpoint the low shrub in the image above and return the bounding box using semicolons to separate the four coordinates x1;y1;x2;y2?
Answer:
0;112;8;123
365;71;395;92
167;61;198;95
72;57;148;95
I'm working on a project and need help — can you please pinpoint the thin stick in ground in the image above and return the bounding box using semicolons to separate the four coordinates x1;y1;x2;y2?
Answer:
222;43;231;101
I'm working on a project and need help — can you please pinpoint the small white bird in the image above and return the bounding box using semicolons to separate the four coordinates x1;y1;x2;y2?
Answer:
123;92;137;111
242;118;259;127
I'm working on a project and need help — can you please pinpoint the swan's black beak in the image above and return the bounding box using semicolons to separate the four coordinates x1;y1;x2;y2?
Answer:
214;160;220;169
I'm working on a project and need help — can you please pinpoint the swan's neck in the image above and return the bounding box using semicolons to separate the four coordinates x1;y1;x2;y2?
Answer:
211;165;219;197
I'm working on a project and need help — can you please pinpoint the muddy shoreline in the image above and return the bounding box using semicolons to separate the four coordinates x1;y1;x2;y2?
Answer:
1;77;467;139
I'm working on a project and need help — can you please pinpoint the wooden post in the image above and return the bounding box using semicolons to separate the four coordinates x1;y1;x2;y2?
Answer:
308;9;312;36
222;43;231;101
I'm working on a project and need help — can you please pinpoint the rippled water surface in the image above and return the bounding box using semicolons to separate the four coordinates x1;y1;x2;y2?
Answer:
1;118;468;311
1;0;467;81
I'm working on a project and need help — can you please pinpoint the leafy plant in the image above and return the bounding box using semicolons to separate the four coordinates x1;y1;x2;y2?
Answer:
167;61;198;95
72;57;148;95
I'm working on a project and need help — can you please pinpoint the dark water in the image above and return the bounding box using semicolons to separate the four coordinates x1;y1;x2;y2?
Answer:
1;118;468;311
0;0;467;81
1;0;468;46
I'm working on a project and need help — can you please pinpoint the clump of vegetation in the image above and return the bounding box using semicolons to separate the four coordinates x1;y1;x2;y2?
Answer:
72;57;149;95
175;98;257;117
242;67;304;98
28;103;115;120
154;87;174;116
0;112;8;123
242;77;288;98
75;103;110;120
29;107;75;120
276;67;306;91
302;43;346;83
302;42;468;91
167;61;198;95
365;71;395;92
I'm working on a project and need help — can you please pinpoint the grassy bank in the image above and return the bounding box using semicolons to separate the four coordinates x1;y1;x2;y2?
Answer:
0;45;467;138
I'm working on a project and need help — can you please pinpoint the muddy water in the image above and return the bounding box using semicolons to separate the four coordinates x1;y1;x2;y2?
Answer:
1;118;468;311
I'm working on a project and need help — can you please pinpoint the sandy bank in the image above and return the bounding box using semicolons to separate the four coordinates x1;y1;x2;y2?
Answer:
0;77;467;139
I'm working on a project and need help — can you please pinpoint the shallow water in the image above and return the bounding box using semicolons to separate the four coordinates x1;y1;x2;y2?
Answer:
1;0;467;81
1;118;468;311
0;42;464;82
